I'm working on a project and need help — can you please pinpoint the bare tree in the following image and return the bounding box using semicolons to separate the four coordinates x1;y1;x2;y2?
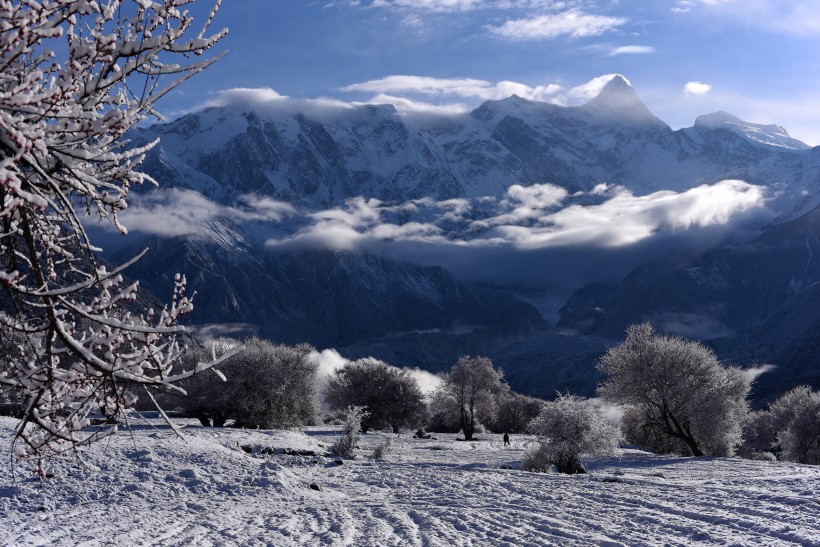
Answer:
0;1;226;469
598;323;750;457
324;358;427;433
524;393;621;474
440;356;504;441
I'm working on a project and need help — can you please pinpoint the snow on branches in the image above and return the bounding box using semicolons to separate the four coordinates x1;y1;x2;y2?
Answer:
0;1;226;472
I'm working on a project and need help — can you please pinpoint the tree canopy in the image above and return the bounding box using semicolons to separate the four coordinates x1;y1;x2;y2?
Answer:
324;358;426;433
598;323;750;457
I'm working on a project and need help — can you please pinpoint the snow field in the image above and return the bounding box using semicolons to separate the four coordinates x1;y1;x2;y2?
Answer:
1;416;818;546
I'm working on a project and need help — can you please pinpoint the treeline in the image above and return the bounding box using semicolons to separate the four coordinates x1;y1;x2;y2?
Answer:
165;337;543;440
154;327;820;472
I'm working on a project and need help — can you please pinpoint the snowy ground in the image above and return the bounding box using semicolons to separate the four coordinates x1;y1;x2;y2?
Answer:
1;416;818;546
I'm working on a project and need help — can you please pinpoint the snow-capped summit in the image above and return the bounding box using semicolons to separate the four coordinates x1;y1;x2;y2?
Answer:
133;76;820;216
694;111;810;151
581;75;664;126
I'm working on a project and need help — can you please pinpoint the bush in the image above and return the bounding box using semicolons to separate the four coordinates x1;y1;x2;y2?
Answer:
372;436;393;460
525;393;621;474
331;406;368;460
324;358;427;433
490;392;544;434
521;444;556;473
426;389;462;433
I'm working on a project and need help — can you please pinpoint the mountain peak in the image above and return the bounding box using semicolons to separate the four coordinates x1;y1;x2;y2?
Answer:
694;111;809;151
582;75;662;126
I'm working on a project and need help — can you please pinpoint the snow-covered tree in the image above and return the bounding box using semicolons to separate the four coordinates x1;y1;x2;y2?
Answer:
425;387;462;433
173;341;235;427
324;357;427;433
524;393;621;474
229;339;319;430
490;391;543;434
440;356;504;441
598;323;750;457
766;386;820;465
0;1;226;469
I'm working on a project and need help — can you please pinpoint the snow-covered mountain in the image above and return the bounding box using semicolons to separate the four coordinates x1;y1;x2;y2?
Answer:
120;75;820;400
135;75;820;218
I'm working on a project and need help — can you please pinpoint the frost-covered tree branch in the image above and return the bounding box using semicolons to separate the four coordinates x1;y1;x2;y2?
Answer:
0;0;226;473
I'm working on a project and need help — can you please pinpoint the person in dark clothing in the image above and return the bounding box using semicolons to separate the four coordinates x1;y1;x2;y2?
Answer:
503;432;510;446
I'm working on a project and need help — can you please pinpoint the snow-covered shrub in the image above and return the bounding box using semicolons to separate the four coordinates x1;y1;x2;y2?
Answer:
598;323;750;457
767;386;820;465
331;406;368;460
525;393;621;474
521;444;556;473
0;1;226;467
372;436;393;460
324;358;427;433
439;356;505;440
228;339;319;430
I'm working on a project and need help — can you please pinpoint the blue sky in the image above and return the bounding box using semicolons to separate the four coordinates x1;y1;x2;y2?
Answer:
165;0;820;144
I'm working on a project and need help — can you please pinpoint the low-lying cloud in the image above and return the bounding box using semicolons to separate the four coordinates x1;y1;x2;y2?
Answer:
265;179;766;252
98;179;770;289
340;73;627;111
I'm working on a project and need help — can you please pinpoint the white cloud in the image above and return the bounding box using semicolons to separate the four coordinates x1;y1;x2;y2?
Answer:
673;1;820;36
193;323;258;344
488;9;627;41
354;0;565;13
683;81;712;96
608;45;654;56
107;188;296;240
205;87;356;120
562;73;628;103
310;348;442;398
739;364;777;383
342;75;563;102
265;179;766;252
342;74;627;108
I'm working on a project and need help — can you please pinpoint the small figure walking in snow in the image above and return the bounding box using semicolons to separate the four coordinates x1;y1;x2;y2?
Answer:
503;432;510;447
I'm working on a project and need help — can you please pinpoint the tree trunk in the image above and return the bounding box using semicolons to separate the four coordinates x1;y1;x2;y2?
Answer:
460;407;474;440
663;406;704;457
682;436;704;457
